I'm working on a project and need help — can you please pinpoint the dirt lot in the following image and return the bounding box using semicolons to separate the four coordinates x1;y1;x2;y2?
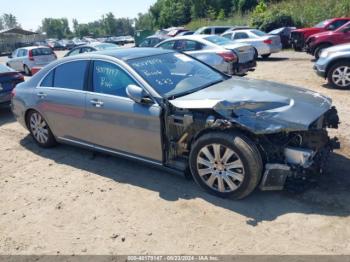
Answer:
0;51;350;255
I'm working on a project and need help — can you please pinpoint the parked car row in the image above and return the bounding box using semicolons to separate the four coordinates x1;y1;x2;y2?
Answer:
138;26;283;77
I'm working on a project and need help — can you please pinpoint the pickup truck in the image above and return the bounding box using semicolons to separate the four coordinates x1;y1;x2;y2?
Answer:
290;18;350;51
306;22;350;59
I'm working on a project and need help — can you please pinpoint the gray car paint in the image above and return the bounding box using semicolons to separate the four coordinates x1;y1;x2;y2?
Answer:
314;43;350;77
12;48;333;166
170;77;331;134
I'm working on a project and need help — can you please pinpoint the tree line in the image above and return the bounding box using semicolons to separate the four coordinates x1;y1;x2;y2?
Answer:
134;0;280;30
38;13;134;39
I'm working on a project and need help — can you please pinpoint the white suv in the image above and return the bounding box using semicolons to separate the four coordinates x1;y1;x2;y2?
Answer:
6;46;57;75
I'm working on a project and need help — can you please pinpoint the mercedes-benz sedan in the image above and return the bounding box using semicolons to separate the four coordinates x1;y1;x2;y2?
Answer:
12;48;340;199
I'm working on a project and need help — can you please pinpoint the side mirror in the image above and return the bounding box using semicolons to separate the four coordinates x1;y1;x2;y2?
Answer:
126;84;153;104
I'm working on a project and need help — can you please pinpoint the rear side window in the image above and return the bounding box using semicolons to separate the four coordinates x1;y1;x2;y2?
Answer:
32;48;53;56
92;61;136;97
158;41;176;50
203;28;212;34
53;61;88;90
41;71;54;87
234;32;249;39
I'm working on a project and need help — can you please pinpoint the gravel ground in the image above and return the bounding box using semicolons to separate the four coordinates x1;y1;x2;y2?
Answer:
0;50;350;255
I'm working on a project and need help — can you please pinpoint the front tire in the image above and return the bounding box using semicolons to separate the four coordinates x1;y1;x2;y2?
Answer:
27;110;57;148
327;61;350;89
189;132;263;199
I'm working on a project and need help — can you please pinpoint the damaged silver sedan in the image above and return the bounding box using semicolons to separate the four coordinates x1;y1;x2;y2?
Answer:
11;48;340;199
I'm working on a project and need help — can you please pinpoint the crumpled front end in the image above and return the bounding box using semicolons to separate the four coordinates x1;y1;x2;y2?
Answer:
168;78;341;191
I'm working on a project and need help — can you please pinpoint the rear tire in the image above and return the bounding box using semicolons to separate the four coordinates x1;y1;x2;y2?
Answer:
261;54;271;59
327;61;350;89
26;110;57;148
189;131;263;199
24;65;32;76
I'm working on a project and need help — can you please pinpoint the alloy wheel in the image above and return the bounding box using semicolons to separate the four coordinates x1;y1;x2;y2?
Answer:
29;112;49;144
196;143;245;193
332;66;350;88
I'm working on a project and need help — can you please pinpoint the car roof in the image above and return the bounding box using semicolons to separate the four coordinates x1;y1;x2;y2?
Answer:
18;46;51;50
80;47;174;61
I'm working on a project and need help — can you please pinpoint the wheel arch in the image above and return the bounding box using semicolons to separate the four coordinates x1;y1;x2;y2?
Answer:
325;58;350;77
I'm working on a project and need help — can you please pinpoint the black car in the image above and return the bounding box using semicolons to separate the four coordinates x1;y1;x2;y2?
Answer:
65;43;119;57
269;27;296;49
0;64;24;106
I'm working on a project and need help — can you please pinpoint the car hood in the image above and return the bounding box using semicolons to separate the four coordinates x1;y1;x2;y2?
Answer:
169;77;332;134
324;43;350;53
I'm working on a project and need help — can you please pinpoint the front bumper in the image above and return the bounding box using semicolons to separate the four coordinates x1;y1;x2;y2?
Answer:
259;107;340;191
313;57;328;78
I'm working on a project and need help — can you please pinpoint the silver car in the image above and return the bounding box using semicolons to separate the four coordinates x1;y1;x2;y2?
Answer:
155;35;256;76
6;46;57;75
314;43;350;89
12;48;340;199
221;29;282;59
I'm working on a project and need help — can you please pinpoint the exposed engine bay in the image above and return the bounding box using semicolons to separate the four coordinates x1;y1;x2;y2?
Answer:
163;104;340;191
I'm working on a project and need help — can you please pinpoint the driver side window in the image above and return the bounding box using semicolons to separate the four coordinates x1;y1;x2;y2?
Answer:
92;60;136;97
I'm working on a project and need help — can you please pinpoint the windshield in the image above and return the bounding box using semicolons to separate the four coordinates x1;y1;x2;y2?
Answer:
204;35;234;46
128;52;225;98
314;20;330;28
95;43;119;50
250;29;267;37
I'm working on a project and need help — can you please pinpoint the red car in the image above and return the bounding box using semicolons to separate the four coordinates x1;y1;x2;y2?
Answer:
290;18;350;51
306;22;350;59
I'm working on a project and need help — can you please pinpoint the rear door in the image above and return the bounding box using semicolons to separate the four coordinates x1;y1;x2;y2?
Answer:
35;60;89;140
85;60;163;161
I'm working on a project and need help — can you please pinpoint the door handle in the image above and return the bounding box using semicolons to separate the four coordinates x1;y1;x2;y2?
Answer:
90;99;104;108
37;92;47;98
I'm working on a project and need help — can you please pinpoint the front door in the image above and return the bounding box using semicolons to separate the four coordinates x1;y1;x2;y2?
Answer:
85;60;163;162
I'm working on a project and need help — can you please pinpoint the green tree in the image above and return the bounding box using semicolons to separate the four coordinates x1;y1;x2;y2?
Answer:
2;13;19;29
217;9;226;20
41;18;71;38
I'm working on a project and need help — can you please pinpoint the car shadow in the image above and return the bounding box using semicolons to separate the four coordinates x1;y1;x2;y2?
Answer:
322;83;350;90
257;57;289;62
0;106;15;126
19;135;350;225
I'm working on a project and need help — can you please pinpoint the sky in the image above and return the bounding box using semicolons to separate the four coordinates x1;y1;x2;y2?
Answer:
0;0;156;31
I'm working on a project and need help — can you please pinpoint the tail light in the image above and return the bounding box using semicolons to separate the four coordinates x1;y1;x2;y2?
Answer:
263;39;273;45
28;50;34;61
217;51;237;62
